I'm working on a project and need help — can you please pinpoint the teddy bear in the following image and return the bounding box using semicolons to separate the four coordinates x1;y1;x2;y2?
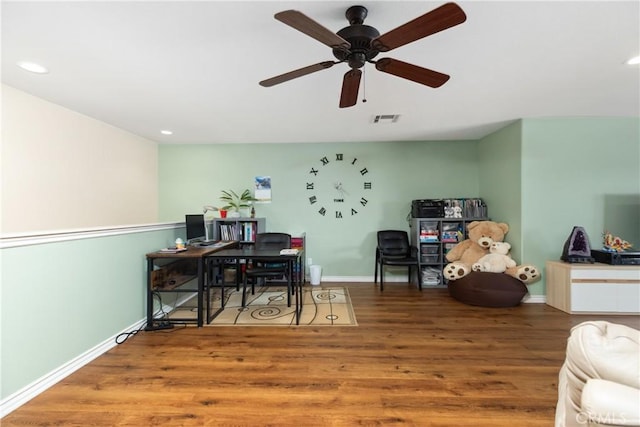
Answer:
443;220;540;284
472;241;516;273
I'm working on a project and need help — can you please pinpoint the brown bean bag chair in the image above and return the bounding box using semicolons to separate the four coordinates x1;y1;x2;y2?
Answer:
448;272;528;307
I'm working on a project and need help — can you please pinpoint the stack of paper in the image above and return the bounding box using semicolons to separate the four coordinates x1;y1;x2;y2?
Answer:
159;247;187;253
279;249;299;255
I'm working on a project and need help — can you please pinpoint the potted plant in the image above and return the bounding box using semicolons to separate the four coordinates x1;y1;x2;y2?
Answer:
220;189;256;217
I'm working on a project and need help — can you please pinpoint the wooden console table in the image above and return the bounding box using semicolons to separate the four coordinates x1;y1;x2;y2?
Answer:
545;260;640;314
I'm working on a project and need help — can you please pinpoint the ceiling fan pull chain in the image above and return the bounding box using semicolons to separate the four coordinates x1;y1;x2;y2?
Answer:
362;66;367;103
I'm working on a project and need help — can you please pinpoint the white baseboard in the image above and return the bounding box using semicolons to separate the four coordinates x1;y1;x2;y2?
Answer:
523;294;546;304
0;318;147;418
0;295;185;418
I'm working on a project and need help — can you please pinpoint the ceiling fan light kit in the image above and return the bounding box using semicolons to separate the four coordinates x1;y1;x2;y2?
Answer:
260;2;467;108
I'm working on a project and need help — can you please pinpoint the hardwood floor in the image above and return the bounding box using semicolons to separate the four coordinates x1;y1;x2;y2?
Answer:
3;283;639;426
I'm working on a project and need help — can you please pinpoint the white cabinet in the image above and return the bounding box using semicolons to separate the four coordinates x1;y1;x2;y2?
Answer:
546;261;640;314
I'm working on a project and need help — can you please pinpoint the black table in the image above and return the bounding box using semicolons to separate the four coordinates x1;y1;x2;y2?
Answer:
206;248;304;325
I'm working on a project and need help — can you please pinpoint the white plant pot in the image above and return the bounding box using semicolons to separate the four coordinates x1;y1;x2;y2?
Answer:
227;210;240;218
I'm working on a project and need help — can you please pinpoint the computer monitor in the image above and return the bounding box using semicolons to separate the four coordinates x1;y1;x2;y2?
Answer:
185;214;206;243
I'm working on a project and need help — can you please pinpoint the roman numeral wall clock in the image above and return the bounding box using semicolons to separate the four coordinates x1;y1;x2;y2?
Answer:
306;153;372;219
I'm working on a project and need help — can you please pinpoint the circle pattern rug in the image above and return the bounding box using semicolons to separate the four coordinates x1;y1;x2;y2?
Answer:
169;286;357;326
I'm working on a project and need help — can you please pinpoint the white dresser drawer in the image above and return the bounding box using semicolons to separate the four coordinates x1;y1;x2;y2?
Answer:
546;261;640;314
571;268;640;281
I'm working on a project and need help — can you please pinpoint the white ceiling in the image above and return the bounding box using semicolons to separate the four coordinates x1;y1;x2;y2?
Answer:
2;1;639;144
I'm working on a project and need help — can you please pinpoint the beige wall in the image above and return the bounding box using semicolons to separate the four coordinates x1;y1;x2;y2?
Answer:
1;85;159;234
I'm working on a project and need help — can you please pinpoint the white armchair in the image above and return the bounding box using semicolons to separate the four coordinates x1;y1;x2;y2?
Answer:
555;321;640;427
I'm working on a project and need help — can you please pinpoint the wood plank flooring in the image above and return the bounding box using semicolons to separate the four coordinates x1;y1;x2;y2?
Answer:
3;283;639;426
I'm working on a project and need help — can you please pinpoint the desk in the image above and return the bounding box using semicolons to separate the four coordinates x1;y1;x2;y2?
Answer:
146;241;237;328
206;248;304;325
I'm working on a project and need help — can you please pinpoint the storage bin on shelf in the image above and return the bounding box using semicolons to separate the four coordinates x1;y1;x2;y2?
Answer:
422;267;442;286
419;220;439;243
420;244;439;254
441;221;462;243
421;254;440;264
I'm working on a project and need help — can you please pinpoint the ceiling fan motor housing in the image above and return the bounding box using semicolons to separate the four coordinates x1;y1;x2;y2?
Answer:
332;6;380;69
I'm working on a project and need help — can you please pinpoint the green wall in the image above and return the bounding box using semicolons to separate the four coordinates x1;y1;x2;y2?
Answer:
159;140;481;277
520;117;640;295
1;227;181;400
477;117;639;296
478;120;524;257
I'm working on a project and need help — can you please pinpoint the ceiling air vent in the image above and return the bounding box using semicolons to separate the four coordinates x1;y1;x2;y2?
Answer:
372;114;400;124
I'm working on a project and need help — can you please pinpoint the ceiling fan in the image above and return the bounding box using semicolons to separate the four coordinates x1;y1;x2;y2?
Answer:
259;2;467;108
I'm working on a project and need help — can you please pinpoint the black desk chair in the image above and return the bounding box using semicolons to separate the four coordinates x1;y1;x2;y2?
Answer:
375;230;422;291
243;232;292;307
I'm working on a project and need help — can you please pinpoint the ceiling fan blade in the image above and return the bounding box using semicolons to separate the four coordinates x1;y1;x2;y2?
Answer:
259;61;337;87
275;10;351;50
372;2;466;52
339;69;362;108
375;58;450;88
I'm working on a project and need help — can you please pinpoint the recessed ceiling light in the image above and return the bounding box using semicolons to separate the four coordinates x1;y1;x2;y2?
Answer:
160;130;173;135
17;61;49;74
626;55;640;65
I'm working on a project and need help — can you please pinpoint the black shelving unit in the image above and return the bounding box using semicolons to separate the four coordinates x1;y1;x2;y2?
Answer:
410;217;489;287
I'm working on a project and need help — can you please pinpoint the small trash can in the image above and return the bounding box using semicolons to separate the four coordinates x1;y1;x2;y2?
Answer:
309;265;322;285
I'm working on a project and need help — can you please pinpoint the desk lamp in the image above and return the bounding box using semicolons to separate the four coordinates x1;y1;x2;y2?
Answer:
202;205;218;242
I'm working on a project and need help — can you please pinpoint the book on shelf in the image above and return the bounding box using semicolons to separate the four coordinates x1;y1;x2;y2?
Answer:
218;223;240;241
441;231;460;242
241;221;257;242
291;236;304;250
217;222;261;242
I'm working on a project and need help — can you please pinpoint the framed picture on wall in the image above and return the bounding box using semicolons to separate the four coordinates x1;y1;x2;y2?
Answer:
254;176;271;203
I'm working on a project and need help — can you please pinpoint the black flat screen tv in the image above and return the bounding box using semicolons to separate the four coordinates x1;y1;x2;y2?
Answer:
185;214;206;243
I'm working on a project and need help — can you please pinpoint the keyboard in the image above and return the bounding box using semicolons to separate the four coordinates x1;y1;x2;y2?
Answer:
198;241;216;246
